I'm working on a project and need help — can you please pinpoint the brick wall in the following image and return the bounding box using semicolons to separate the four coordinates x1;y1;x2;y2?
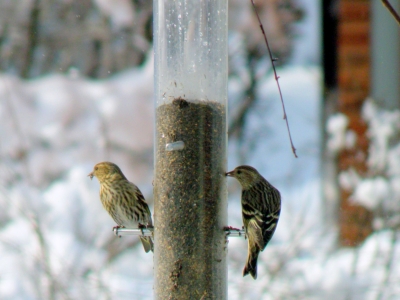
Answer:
337;0;373;247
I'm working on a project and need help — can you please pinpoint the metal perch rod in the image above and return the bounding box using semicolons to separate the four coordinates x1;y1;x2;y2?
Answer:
113;227;246;237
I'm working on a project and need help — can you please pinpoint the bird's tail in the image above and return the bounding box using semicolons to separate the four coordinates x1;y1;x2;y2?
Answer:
140;236;154;253
243;244;260;279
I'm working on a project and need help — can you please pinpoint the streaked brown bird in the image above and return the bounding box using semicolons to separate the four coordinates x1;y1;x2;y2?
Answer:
226;165;281;279
88;162;154;253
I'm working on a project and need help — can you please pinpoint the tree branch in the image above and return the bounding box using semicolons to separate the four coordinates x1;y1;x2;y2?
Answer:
250;0;298;158
382;0;400;26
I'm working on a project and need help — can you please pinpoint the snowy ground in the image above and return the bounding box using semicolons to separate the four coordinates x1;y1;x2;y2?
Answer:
0;59;321;300
1;49;400;300
1;0;400;299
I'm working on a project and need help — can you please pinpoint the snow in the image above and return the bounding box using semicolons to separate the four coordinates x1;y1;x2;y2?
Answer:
327;98;400;299
362;99;400;172
327;113;358;156
352;177;390;210
93;0;134;29
0;62;324;299
338;168;360;193
0;68;155;299
335;99;400;221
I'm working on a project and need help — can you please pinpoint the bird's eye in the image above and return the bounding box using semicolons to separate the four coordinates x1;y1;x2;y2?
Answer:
95;167;98;170
237;170;242;174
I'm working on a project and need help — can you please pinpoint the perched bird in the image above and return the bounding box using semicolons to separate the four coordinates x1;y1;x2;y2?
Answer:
88;162;154;253
226;165;281;279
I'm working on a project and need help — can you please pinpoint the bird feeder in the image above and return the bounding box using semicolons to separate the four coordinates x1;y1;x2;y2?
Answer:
153;0;228;298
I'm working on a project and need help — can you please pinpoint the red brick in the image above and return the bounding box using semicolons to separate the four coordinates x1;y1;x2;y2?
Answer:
339;189;373;247
338;21;370;45
337;0;373;248
338;104;369;141
339;89;369;106
338;45;370;67
338;149;368;172
338;65;370;90
339;2;370;21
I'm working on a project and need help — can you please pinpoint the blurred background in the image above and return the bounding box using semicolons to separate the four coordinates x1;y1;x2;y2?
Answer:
0;0;399;299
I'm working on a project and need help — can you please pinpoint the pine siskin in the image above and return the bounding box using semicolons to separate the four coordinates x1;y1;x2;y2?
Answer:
226;165;281;279
88;162;154;253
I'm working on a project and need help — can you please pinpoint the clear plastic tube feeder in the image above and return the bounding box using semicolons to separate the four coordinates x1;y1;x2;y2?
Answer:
153;0;228;299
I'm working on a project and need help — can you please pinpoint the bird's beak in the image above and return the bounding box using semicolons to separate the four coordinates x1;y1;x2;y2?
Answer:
225;170;234;177
88;172;94;180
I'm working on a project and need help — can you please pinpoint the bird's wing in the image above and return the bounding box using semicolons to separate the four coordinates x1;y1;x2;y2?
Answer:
260;183;281;251
242;201;265;249
130;182;153;226
261;206;281;250
242;180;281;251
247;217;265;250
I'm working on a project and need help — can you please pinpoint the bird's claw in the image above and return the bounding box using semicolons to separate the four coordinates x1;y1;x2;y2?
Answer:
224;226;241;231
138;223;146;236
113;225;124;238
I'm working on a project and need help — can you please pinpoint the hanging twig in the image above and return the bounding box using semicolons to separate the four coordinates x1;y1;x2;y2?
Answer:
376;229;398;300
250;0;298;158
382;0;400;26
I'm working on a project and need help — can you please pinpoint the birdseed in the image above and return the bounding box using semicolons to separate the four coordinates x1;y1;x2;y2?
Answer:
154;97;227;299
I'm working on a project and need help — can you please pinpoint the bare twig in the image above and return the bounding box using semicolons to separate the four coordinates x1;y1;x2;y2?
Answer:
382;0;400;26
22;0;40;78
103;234;143;263
2;78;33;183
29;214;57;300
250;0;298;158
376;229;398;300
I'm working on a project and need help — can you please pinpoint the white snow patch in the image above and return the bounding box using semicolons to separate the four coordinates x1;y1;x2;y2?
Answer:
351;177;390;210
327;113;349;153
